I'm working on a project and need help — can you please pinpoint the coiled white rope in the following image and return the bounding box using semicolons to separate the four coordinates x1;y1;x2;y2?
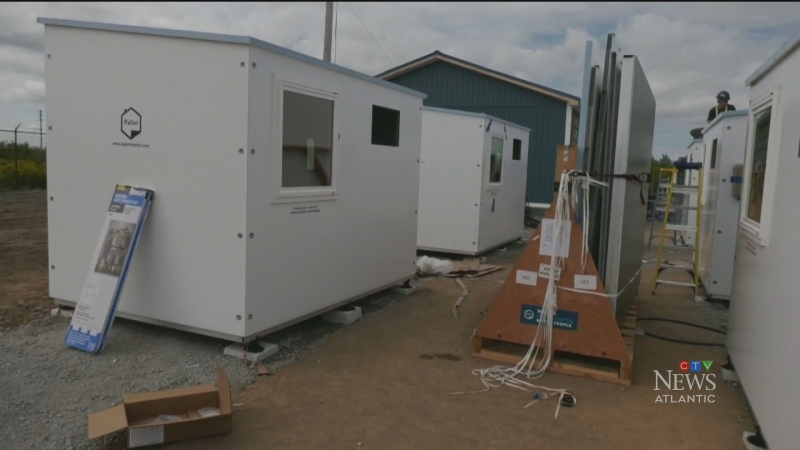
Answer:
450;170;627;418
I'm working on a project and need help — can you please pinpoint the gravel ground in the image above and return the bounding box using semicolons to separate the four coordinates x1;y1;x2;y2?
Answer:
0;283;429;450
0;244;516;450
4;190;732;449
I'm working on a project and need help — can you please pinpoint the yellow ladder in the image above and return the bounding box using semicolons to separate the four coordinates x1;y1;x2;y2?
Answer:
648;170;683;248
651;161;703;298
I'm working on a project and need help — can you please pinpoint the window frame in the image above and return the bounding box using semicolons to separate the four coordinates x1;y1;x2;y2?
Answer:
512;138;522;161
710;139;717;170
700;139;717;207
370;104;400;147
739;83;783;246
272;72;340;204
487;133;505;189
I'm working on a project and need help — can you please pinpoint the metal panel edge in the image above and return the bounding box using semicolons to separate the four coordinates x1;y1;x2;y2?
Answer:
745;30;800;86
702;109;749;134
605;55;655;315
576;40;593;171
422;106;532;133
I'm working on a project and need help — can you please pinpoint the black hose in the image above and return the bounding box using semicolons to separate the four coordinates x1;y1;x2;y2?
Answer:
636;317;726;334
639;330;725;347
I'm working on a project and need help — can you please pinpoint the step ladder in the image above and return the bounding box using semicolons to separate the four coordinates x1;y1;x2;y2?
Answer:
648;171;686;248
651;161;703;297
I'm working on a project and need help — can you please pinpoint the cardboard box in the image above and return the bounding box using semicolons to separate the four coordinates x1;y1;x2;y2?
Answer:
88;365;232;448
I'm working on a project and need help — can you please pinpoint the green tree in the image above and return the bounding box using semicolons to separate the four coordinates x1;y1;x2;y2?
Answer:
648;154;674;199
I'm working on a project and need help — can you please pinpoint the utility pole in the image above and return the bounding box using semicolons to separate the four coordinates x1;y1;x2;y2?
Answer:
323;1;333;62
14;123;21;188
39;110;43;149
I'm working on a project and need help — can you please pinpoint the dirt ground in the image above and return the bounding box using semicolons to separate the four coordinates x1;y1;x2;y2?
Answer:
177;242;751;449
2;189;754;449
0;189;51;330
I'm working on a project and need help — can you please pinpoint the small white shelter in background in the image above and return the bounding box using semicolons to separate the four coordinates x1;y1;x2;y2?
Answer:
679;135;705;246
697;110;747;302
39;17;426;343
727;30;800;450
416;107;530;255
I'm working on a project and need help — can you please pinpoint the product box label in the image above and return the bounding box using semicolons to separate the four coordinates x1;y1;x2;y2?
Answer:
65;185;154;354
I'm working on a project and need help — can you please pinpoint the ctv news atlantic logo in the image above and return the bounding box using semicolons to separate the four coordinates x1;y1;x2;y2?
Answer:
654;360;717;404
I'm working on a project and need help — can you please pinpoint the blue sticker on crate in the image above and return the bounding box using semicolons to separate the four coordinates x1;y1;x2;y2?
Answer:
730;176;743;184
520;304;579;331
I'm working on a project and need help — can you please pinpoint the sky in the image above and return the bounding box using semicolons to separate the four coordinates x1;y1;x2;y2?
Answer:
1;2;798;160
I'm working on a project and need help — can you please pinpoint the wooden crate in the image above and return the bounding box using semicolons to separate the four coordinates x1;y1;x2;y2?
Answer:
471;201;637;385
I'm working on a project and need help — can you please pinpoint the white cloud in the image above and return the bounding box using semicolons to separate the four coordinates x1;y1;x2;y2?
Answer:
612;13;784;120
0;2;798;155
0;77;44;103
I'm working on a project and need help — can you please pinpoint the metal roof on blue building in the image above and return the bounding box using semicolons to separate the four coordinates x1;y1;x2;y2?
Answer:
379;51;581;204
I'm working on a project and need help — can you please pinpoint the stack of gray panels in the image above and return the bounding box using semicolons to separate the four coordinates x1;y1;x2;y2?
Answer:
576;34;656;324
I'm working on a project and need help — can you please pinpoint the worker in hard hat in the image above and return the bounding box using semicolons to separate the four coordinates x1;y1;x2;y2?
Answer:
707;90;736;123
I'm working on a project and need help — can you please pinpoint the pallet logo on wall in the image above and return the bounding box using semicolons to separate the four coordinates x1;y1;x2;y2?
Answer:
114;107;150;148
121;107;142;140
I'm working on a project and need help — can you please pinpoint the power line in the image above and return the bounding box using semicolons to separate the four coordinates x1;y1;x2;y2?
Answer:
0;112;45;121
345;2;392;65
0;128;44;135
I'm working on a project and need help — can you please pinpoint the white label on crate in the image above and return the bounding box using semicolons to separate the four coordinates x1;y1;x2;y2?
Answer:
574;275;597;290
307;139;315;170
539;218;571;258
516;270;537;286
538;264;561;281
129;425;164;448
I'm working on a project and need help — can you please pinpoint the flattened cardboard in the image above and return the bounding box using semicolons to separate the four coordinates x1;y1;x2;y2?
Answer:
89;404;128;440
416;257;502;279
87;365;232;448
451;259;481;272
124;383;217;403
217;365;232;415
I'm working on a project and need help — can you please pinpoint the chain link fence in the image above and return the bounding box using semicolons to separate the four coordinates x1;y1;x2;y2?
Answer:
0;128;47;190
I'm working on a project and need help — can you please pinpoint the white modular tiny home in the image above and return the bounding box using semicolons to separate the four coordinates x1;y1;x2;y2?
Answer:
677;137;705;247
698;110;747;301
417;107;530;255
727;31;800;450
39;18;426;343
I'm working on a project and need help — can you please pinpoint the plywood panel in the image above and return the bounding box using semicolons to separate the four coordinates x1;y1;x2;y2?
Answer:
554;145;578;179
472;201;633;384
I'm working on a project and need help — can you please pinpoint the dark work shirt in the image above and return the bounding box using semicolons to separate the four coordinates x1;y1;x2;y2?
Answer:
707;104;736;123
